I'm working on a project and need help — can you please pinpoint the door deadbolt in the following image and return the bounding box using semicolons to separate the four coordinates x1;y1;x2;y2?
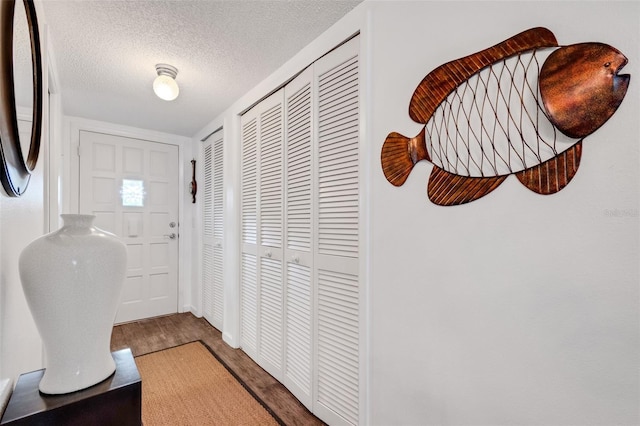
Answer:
169;222;177;228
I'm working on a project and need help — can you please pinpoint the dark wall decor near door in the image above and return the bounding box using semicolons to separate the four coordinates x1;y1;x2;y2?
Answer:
0;0;43;197
381;27;630;206
190;159;197;203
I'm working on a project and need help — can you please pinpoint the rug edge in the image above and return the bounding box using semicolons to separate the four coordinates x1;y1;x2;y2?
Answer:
135;340;287;426
196;340;287;426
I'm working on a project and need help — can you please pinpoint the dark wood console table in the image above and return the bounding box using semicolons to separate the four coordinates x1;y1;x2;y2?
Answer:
0;348;141;425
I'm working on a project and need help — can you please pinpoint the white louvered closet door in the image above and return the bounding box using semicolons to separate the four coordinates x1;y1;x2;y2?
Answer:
240;107;260;360
202;129;224;330
313;36;360;426
257;90;285;380
239;36;360;426
283;67;314;409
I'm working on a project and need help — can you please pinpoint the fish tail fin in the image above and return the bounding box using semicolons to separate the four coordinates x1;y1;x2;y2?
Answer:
381;128;429;186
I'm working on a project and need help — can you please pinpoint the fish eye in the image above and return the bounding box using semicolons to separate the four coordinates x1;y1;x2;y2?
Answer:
604;62;611;68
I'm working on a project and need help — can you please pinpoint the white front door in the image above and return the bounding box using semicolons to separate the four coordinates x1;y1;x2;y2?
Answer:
79;130;179;323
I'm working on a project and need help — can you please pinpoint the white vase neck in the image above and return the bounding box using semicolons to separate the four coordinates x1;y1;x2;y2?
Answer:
60;214;96;229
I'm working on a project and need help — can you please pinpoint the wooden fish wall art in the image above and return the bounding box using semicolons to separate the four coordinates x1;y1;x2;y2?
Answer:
381;27;630;206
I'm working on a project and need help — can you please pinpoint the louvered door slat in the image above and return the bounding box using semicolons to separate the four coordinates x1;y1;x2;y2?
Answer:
318;98;359;125
241;107;260;361
317;53;359;260
203;144;213;237
314;36;360;426
320;76;358;96
202;129;224;330
202;141;214;322
242;118;258;245
286;262;312;393
287;82;312;252
317;269;359;425
260;101;284;249
256;90;285;379
317;352;358;386
283;68;314;409
202;244;214;320
209;131;225;329
213;137;224;239
241;253;258;359
212;244;224;326
318;382;358;424
212;134;225;328
259;257;283;376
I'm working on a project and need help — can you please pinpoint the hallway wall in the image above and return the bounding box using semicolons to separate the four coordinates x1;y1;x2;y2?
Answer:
368;1;639;424
0;127;45;382
0;0;56;382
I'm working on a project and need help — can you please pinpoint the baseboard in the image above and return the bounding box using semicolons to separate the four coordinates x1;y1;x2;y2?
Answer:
188;305;202;317
222;332;239;349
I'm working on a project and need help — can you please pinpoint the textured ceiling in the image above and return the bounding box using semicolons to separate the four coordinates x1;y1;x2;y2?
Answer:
36;0;362;137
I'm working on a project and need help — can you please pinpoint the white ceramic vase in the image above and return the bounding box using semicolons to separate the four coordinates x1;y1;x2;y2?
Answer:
19;214;127;394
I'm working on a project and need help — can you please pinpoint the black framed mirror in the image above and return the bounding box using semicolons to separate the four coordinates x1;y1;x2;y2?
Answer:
0;0;42;197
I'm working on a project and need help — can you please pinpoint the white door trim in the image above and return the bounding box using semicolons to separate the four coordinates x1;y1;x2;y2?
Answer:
64;116;193;316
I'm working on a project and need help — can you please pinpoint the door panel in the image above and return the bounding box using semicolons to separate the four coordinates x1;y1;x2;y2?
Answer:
241;107;259;360
240;90;286;377
238;35;361;426
257;91;285;379
202;130;224;330
313;36;360;426
259;255;283;374
79;130;179;324
283;67;314;409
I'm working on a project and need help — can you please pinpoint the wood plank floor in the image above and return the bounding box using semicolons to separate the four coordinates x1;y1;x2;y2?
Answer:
110;312;324;426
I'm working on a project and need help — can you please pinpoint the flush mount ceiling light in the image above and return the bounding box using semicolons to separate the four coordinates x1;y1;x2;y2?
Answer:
153;63;179;101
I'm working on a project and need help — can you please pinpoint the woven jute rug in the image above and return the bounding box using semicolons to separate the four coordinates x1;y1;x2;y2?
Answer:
135;341;281;425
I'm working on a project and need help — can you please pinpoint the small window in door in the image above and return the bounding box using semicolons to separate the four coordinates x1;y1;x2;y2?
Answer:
121;179;145;207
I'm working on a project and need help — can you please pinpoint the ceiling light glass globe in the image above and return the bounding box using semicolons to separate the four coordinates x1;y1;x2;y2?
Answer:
153;75;179;101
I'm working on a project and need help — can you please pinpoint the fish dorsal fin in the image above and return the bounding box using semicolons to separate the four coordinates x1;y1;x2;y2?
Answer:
427;167;507;206
409;27;559;124
515;141;583;194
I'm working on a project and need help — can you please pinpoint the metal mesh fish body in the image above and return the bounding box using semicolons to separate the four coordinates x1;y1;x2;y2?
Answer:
425;48;578;177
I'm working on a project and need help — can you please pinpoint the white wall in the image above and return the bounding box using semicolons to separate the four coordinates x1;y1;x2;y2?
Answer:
369;1;639;425
0;119;45;383
0;1;60;384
